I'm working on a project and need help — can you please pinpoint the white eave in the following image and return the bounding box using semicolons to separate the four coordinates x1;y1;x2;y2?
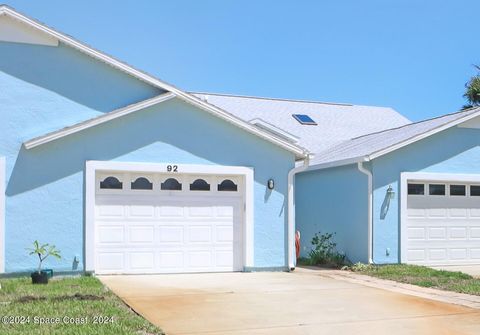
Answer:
307;156;368;171
24;92;176;149
1;5;309;159
308;107;480;171
249;118;300;144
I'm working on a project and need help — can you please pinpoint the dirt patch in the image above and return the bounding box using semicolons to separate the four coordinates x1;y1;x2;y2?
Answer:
17;294;104;303
16;296;47;303
52;293;104;301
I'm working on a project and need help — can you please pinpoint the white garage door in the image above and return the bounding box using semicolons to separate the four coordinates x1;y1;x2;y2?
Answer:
405;180;480;265
94;172;244;274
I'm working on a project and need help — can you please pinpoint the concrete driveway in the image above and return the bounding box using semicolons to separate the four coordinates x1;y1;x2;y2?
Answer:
99;268;480;335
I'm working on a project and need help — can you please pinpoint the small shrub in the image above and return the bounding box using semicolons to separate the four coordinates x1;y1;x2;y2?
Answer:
296;257;311;266
348;262;372;272
26;240;61;273
327;252;347;267
307;232;349;268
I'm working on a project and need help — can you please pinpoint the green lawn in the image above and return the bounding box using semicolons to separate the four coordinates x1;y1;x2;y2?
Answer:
0;275;164;335
352;264;480;296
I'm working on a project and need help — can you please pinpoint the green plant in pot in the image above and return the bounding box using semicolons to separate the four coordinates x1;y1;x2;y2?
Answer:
27;240;61;284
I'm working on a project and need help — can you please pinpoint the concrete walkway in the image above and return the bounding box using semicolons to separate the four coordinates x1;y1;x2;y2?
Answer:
430;265;480;277
99;268;480;335
318;267;480;309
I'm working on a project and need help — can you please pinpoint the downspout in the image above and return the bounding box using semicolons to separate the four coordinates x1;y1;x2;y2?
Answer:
287;154;311;271
357;161;373;264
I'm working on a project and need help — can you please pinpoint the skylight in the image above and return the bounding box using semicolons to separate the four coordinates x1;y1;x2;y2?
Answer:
292;114;317;125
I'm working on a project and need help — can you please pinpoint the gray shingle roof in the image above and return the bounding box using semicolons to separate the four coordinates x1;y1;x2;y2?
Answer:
191;92;411;155
312;107;480;166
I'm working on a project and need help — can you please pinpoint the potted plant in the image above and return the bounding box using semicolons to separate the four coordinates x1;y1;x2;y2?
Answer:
27;240;61;284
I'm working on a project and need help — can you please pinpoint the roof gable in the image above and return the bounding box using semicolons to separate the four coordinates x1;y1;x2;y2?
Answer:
0;13;58;46
0;5;308;158
310;107;480;169
24;92;176;149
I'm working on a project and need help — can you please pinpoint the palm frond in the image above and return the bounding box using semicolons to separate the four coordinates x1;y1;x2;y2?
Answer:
464;75;480;105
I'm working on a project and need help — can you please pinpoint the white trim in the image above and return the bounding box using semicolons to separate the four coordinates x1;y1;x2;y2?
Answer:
85;161;95;272
24;92;176;149
307;156;367;171
400;171;480;263
458;117;480;129
249;118;300;144
85;160;254;272
308;108;480;169
0;14;58;46
0;157;5;273
287;155;310;270
0;5;307;158
401;172;480;184
368;109;480;160
357;162;373;264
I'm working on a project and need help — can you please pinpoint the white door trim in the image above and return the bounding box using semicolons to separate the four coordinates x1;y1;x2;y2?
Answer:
85;160;254;273
400;172;480;263
0;157;4;273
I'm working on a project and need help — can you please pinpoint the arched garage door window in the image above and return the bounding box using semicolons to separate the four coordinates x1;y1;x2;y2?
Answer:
218;179;238;191
131;177;153;190
161;178;182;191
190;179;210;191
100;176;123;189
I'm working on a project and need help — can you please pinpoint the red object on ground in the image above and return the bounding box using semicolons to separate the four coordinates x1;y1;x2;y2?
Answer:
295;231;301;259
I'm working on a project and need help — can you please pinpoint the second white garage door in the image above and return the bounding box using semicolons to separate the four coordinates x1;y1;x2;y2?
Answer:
405;180;480;265
94;172;244;274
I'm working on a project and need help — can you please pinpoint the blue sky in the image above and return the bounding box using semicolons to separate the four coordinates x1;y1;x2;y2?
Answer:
4;0;479;121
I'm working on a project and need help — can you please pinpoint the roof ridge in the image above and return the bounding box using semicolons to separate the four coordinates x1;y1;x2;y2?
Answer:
349;106;480;141
190;91;355;107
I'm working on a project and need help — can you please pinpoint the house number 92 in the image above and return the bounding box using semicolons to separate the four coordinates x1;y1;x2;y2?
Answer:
167;165;178;172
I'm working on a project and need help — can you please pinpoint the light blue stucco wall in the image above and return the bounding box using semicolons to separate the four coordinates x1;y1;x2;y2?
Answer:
371;126;480;264
0;41;295;273
0;41;162;115
295;164;368;263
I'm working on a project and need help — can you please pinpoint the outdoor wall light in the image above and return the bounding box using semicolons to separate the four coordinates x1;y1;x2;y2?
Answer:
72;255;80;271
267;179;275;190
381;185;395;220
386;185;395;199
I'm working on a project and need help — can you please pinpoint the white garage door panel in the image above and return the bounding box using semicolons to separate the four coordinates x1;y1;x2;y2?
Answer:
130;252;155;269
159;226;183;242
471;249;480;258
97;252;124;271
405;180;480;266
471;228;480;238
160;252;184;267
95;184;244;274
98;226;124;243
188;226;212;242
129;226;155;243
129;206;155;218
98;205;124;217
